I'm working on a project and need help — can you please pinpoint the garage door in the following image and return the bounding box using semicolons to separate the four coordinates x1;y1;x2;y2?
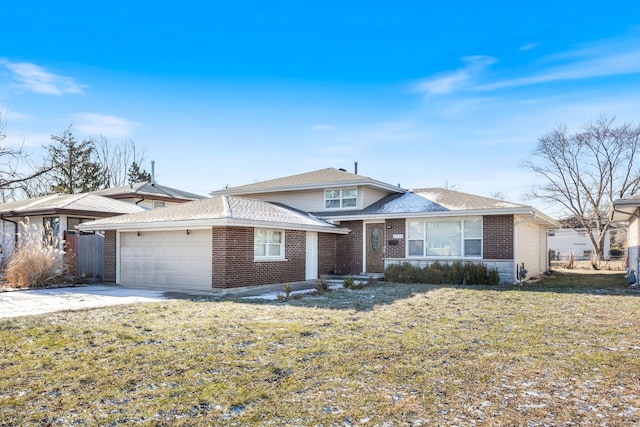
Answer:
120;229;212;292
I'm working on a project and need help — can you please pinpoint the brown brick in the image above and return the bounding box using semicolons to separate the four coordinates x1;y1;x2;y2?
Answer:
104;230;116;283
483;215;514;259
335;220;363;274
385;218;406;259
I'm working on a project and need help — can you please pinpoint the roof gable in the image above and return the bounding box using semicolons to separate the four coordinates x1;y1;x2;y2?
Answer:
211;168;405;195
92;181;204;201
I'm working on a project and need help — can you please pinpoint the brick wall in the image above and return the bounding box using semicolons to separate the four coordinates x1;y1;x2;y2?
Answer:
318;232;337;275
104;230;116;283
211;226;306;289
483;215;514;259
335;220;363;274
385;218;406;259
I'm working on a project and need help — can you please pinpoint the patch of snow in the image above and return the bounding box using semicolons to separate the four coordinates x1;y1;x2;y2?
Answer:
242;282;344;301
373;192;447;214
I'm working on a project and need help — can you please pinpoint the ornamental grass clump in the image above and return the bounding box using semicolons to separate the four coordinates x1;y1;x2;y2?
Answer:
5;218;68;288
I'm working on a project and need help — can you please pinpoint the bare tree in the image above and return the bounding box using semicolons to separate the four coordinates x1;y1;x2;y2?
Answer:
523;116;640;269
0;111;53;200
93;136;148;187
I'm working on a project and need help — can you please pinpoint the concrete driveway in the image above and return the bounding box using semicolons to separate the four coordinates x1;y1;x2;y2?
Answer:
0;285;168;319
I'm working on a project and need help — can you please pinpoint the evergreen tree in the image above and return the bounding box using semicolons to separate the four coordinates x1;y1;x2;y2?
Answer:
47;127;106;194
127;161;152;185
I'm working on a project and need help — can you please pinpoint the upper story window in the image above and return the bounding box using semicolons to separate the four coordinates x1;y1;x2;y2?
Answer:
407;218;482;258
325;188;357;209
153;200;166;209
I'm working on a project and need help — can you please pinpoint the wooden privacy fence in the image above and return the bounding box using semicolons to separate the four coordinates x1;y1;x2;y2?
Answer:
64;231;105;280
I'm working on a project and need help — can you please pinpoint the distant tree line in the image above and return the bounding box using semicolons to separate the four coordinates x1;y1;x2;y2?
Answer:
0;111;152;200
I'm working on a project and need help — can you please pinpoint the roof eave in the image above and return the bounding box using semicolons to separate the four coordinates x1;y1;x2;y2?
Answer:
320;207;560;227
610;203;639;222
78;217;350;234
212;179;406;196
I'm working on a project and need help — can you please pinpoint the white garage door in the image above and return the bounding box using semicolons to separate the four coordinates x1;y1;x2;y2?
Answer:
120;229;212;292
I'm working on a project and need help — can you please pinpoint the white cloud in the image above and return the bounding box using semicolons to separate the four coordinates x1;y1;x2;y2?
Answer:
310;124;335;132
415;55;498;95
481;37;640;91
520;42;540;51
1;60;85;95
73;113;141;138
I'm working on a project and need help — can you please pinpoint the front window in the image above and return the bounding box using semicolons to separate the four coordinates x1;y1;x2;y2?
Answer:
407;218;482;258
254;229;284;260
325;188;357;209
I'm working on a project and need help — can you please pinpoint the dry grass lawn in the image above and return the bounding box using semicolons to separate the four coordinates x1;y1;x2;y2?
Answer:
1;271;639;426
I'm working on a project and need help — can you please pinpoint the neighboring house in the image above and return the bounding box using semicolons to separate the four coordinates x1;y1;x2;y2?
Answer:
91;181;205;210
0;193;145;264
611;194;640;277
548;228;610;261
79;168;559;293
0;182;202;257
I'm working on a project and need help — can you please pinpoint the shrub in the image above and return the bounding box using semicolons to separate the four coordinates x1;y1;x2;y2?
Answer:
343;276;364;289
5;218;68;288
385;261;501;286
314;279;330;293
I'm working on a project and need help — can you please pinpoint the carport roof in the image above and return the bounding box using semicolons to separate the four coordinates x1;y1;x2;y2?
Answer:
78;195;349;233
0;193;145;217
611;194;640;222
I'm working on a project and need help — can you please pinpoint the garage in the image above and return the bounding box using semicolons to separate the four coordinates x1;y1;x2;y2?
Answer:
120;229;212;292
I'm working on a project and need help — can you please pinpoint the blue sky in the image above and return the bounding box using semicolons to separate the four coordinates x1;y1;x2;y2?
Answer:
2;1;640;216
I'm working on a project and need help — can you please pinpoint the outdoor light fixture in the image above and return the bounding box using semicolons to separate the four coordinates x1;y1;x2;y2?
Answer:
137;231;141;236
186;229;190;235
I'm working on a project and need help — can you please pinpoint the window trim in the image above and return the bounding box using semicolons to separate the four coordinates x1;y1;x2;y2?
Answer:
407;217;483;259
254;228;285;261
324;187;358;210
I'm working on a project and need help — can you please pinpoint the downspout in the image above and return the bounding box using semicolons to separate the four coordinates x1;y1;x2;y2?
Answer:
513;212;537;285
135;196;146;206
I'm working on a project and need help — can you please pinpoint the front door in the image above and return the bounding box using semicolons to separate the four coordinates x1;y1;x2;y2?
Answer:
365;223;385;273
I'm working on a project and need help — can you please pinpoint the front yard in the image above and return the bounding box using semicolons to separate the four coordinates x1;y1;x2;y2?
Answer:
1;272;639;425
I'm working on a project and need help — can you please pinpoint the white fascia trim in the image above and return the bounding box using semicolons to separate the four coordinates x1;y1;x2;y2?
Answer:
324;208;560;227
78;218;350;234
215;180;406;195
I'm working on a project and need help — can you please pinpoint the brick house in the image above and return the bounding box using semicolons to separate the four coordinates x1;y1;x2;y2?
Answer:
79;168;559;292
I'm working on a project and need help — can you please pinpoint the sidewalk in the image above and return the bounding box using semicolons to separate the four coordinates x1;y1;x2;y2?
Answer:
0;285;167;319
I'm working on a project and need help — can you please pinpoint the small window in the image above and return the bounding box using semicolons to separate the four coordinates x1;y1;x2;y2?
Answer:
254;229;284;260
153;200;166;208
325;187;357;209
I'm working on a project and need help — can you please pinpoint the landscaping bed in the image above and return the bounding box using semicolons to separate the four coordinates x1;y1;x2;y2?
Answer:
1;271;639;425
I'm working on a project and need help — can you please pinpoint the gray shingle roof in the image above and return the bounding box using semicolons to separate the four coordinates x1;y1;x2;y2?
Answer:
315;188;526;218
411;188;527;210
78;195;347;233
0;193;145;216
211;168;404;195
92;181;204;201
